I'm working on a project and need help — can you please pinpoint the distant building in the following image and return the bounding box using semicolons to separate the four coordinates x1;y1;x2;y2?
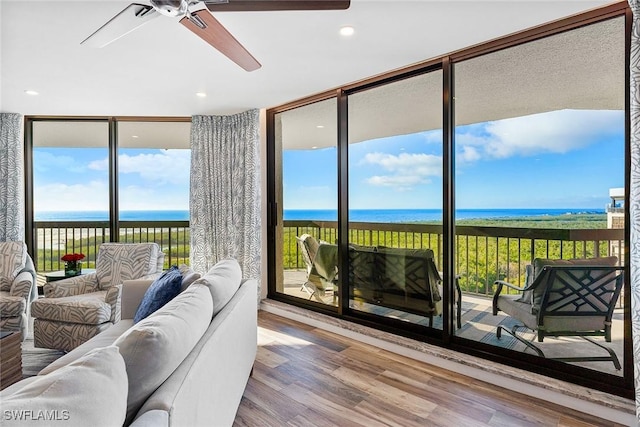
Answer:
607;187;625;229
608;187;624;260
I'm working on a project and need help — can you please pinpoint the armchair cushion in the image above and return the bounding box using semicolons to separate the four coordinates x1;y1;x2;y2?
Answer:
133;267;182;323
31;292;111;325
0;293;26;317
0;242;28;292
96;243;162;290
44;273;99;298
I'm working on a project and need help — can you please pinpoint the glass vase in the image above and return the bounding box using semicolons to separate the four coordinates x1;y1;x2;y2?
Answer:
64;261;82;277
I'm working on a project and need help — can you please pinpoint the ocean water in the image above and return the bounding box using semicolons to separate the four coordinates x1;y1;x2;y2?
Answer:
35;208;605;223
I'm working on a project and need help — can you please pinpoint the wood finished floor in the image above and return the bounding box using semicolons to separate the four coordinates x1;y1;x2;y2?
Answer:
234;311;626;427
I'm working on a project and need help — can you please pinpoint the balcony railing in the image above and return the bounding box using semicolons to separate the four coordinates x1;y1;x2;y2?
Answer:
283;220;625;297
34;221;190;272
34;219;625;299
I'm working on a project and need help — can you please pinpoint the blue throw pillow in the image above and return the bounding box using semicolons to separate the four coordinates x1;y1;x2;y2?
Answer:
133;266;183;323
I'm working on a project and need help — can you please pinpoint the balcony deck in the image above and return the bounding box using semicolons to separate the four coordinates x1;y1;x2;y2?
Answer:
282;269;624;377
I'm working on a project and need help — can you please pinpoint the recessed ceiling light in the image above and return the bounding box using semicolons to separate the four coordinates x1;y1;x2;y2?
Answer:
24;90;39;96
311;146;318;149
132;135;139;139
340;26;355;37
196;92;207;98
316;125;325;129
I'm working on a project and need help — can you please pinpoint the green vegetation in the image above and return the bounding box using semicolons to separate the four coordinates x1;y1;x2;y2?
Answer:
36;227;190;273
284;213;618;296
454;213;606;229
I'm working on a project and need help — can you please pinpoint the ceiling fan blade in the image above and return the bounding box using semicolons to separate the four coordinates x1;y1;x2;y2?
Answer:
180;10;261;72
204;0;350;12
81;3;159;48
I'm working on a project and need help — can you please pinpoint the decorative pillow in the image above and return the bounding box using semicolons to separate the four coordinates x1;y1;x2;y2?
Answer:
192;259;242;317
114;283;213;425
1;346;127;427
133;266;183;323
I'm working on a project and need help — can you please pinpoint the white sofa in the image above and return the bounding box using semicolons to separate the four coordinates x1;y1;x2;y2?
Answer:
1;259;258;427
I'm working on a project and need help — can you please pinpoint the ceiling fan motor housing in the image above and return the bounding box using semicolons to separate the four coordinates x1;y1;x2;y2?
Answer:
150;0;189;17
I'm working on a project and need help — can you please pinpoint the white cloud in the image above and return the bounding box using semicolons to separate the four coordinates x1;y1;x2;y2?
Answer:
456;109;622;162
89;149;190;185
34;151;88;173
361;152;442;191
34;181;109;212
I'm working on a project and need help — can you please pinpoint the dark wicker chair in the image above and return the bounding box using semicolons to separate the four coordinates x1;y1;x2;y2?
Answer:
492;257;624;369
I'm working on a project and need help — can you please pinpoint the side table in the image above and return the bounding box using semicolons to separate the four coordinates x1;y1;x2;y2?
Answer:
0;331;22;390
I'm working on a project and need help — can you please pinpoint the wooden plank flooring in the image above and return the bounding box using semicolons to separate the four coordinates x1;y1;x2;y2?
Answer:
234;311;627;427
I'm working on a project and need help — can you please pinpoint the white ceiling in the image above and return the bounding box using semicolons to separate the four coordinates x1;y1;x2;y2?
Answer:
0;0;620;117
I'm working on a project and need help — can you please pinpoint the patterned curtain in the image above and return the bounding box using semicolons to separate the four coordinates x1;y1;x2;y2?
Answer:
628;1;640;423
0;113;24;242
189;110;261;294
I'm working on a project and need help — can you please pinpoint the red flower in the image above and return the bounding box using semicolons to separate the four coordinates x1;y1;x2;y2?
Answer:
61;253;85;262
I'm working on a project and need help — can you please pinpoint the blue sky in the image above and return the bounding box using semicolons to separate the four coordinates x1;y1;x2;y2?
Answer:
34;148;190;212
33;109;624;214
284;109;625;210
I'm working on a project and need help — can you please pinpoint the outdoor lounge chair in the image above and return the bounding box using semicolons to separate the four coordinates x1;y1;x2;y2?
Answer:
348;245;462;329
296;234;338;303
492;256;624;369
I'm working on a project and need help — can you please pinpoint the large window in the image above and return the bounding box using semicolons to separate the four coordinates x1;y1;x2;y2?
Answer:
27;118;191;272
267;6;630;397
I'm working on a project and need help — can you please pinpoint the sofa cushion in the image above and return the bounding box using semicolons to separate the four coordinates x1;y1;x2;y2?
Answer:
193;259;242;317
178;264;201;292
114;282;213;425
133;266;182;323
1;346;128;427
30;291;111;325
0;293;26;317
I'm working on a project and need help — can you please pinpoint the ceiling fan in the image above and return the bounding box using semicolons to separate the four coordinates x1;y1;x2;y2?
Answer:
81;0;351;72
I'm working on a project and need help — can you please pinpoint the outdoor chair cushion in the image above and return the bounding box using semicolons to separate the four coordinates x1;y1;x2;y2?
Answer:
529;256;618;307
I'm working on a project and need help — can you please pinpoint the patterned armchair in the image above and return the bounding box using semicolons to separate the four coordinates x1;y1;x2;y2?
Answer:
0;242;37;341
31;243;164;351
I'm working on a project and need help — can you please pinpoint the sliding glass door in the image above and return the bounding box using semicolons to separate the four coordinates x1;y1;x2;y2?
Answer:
267;5;631;397
347;70;446;330
273;99;338;306
453;16;626;379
